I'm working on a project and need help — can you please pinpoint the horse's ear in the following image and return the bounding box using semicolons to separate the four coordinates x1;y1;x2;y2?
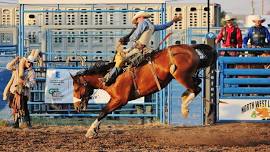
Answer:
70;73;74;79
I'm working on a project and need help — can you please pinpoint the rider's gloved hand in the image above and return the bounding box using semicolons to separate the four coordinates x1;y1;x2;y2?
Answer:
119;37;129;45
172;15;182;23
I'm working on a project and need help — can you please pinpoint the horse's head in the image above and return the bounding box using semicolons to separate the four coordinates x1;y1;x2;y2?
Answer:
70;73;94;112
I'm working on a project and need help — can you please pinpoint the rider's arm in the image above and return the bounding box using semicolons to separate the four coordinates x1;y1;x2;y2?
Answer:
264;27;270;44
236;27;243;48
154;20;174;31
6;56;19;71
24;70;36;88
243;27;253;46
215;27;224;43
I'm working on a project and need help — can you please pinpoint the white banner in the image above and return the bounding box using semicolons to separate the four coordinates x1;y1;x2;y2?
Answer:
45;69;144;104
45;69;78;103
219;99;270;120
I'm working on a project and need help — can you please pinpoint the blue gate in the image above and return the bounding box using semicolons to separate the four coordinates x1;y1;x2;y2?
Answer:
217;48;270;121
167;80;204;126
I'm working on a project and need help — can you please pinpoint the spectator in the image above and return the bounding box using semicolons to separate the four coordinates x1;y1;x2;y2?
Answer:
241;16;270;92
243;15;270;51
215;15;243;56
3;49;40;128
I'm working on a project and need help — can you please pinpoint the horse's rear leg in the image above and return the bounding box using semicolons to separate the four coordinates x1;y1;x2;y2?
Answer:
85;99;124;138
172;73;201;118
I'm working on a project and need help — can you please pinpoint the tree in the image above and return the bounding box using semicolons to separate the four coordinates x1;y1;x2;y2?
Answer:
220;11;227;26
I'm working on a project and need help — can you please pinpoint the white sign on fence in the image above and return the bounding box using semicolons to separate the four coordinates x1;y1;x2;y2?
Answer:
45;69;144;104
45;69;78;103
219;99;270;120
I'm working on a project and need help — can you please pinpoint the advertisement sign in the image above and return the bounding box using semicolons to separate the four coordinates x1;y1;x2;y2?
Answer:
219;99;270;120
45;69;144;104
45;69;78;103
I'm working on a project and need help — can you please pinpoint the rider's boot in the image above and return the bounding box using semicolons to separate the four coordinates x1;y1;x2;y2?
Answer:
104;67;122;86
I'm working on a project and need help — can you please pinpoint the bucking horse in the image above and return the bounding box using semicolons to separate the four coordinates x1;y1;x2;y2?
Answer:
70;44;217;138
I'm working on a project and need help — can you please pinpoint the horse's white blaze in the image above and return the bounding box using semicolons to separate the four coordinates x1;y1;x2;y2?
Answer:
73;97;81;103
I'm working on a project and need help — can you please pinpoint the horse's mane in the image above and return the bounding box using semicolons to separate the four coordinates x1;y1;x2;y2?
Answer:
75;61;114;77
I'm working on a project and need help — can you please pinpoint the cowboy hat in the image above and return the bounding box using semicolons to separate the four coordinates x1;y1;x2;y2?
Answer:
224;15;236;21
27;49;40;63
132;11;152;24
252;15;265;23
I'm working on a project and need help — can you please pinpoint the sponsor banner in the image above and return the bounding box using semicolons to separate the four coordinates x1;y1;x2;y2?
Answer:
45;69;78;103
45;69;144;104
219;99;270;120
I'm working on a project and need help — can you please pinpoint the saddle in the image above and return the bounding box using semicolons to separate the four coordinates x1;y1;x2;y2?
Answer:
125;48;156;67
104;48;157;86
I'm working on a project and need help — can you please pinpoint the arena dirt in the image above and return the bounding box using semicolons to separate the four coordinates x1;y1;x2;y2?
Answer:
0;123;269;151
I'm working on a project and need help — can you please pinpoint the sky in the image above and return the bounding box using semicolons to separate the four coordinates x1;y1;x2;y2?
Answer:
0;0;269;15
173;0;270;15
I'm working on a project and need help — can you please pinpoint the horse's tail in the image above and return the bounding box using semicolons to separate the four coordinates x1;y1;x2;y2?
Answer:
191;44;217;69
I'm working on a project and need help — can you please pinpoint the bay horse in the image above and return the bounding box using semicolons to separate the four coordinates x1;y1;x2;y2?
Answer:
70;44;217;138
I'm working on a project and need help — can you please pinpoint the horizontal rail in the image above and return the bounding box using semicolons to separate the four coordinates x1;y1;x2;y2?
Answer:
223;69;270;75
223;87;270;94
217;48;270;52
224;78;270;84
23;9;162;13
30;113;156;117
219;57;270;63
219;96;270;99
44;52;114;56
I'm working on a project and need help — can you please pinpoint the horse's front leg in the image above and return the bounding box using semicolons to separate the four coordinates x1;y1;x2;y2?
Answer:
85;99;124;138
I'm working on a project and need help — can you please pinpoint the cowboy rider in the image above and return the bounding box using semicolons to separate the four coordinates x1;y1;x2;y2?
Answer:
104;11;182;85
243;15;270;52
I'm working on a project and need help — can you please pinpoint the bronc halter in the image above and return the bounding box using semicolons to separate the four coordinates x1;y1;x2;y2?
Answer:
73;75;93;111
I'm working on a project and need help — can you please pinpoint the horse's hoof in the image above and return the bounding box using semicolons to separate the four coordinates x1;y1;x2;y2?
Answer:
85;129;98;139
181;105;189;118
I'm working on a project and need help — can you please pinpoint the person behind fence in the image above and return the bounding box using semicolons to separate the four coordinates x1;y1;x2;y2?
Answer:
215;15;243;56
242;15;270;81
2;49;39;128
103;11;182;86
243;15;270;53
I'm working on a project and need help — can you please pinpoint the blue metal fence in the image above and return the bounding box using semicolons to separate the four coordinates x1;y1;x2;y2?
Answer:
16;2;168;123
217;48;270;99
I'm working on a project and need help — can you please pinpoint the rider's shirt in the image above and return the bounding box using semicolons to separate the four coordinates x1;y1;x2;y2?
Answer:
129;19;174;47
243;26;270;47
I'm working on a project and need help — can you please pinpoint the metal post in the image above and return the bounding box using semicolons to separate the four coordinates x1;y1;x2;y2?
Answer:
159;92;163;122
19;4;25;56
167;83;171;124
162;2;167;124
207;0;210;33
204;37;216;125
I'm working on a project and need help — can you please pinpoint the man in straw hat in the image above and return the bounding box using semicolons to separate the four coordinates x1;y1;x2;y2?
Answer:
215;15;243;56
243;15;270;50
3;49;40;128
104;11;182;86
